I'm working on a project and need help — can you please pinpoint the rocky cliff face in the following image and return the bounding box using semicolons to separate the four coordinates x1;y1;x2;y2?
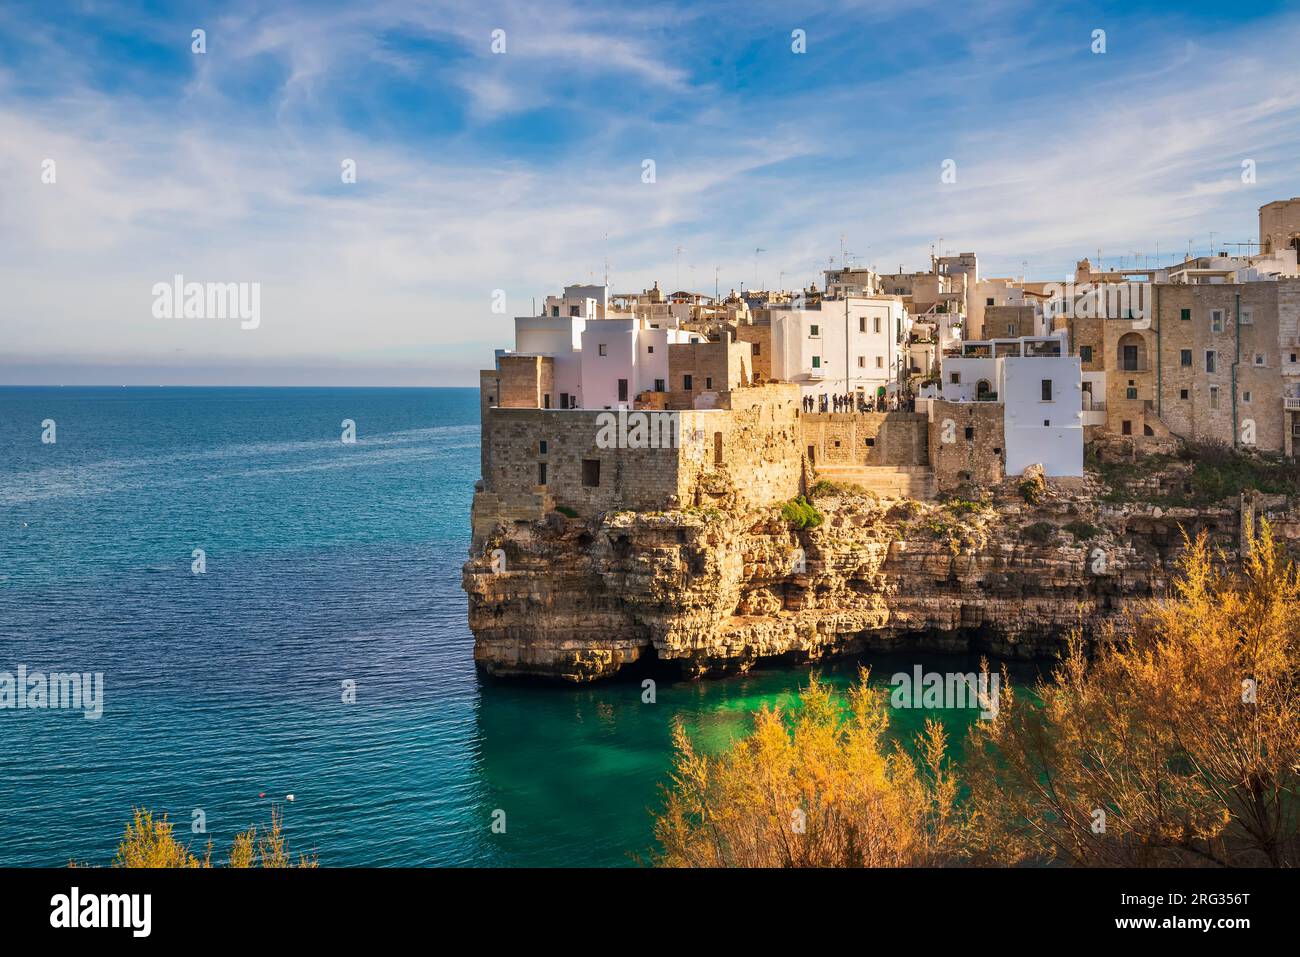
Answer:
463;472;1294;683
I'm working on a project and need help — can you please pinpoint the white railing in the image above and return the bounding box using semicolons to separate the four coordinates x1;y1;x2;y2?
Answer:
1284;397;1300;410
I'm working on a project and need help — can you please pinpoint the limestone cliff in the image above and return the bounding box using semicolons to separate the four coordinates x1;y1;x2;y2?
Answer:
463;471;1299;682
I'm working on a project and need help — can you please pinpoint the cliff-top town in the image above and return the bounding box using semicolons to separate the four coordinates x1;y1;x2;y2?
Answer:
472;198;1300;540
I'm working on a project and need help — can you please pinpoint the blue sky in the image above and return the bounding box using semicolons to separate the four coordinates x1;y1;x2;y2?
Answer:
2;0;1299;385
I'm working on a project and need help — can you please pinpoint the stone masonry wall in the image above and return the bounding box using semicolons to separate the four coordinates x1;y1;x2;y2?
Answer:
928;400;1005;492
800;412;928;467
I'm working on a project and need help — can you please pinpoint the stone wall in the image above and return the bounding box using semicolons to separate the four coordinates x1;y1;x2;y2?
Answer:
733;322;772;382
474;382;803;542
985;305;1037;339
800;412;928;467
497;354;555;409
1155;282;1284;452
928;399;1005;491
666;338;754;410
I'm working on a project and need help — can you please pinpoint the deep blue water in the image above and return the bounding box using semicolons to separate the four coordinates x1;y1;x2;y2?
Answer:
0;387;1013;867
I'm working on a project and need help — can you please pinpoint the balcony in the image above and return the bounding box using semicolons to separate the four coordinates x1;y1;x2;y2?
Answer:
1285;397;1300;411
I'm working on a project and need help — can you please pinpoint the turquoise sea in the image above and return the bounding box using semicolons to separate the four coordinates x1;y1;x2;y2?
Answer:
0;387;1025;866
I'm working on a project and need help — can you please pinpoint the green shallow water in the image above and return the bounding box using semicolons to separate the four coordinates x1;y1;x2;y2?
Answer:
477;653;1041;866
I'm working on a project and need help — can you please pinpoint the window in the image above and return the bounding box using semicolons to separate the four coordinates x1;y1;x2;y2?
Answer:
559;392;569;408
568;394;578;409
1243;390;1253;404
705;377;713;390
1205;351;1216;374
1254;353;1266;366
1007;323;1015;336
551;306;560;317
543;394;551;409
1292;353;1298;364
1180;349;1192;367
812;356;821;368
1122;420;1132;435
864;437;875;447
1041;379;1053;401
876;356;884;368
1209;386;1220;409
809;324;820;337
859;317;866;333
1126;387;1137;400
598;343;607;356
654;379;665;392
874;317;881;334
569;305;580;317
1180;389;1189;400
986;297;995;307
683;374;693;390
964;426;974;440
581;459;600;487
1122;344;1139;371
647;345;654;354
857;356;865;368
1241;308;1253;325
539;440;548;454
1043;419;1051;427
1211;310;1224;333
950;372;961;384
1180;308;1191;321
1080;345;1093;363
753;343;760;355
617;379;628;402
538;462;547;485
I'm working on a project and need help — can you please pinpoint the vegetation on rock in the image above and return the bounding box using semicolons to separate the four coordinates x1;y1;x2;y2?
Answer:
653;524;1300;867
780;495;824;530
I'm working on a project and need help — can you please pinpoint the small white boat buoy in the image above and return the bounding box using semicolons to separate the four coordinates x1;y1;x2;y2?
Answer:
285;794;295;803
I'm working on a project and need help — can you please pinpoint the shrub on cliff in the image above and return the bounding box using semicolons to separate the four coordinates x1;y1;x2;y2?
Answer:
652;673;962;867
91;807;317;868
964;522;1300;867
781;495;824;530
1022;521;1056;545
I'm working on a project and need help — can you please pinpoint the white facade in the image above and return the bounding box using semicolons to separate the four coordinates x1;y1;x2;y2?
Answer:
503;288;699;410
1001;354;1084;477
769;296;910;398
543;283;609;319
934;333;1084;478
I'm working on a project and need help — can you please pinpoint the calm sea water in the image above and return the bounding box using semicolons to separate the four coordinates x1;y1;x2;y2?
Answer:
0;387;1021;867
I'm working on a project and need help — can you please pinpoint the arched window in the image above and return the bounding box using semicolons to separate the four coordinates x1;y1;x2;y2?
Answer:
1117;332;1147;372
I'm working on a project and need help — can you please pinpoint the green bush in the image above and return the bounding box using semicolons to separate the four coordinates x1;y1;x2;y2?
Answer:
1063;520;1102;541
1019;474;1046;506
554;505;578;518
781;495;824;530
1023;521;1056;545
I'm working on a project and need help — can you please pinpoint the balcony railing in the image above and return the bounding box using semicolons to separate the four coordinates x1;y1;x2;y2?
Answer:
1285;397;1300;411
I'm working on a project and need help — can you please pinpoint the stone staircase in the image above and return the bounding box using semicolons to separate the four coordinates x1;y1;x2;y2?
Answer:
813;464;937;500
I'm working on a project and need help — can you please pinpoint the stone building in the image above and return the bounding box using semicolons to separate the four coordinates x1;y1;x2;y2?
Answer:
1260;197;1300;258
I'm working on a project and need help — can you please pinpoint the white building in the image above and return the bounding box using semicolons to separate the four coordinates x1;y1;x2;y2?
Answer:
928;333;1084;478
497;284;700;410
769;296;911;399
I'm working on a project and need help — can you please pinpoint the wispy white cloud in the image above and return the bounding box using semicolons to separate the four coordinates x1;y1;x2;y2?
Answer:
2;0;1299;384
